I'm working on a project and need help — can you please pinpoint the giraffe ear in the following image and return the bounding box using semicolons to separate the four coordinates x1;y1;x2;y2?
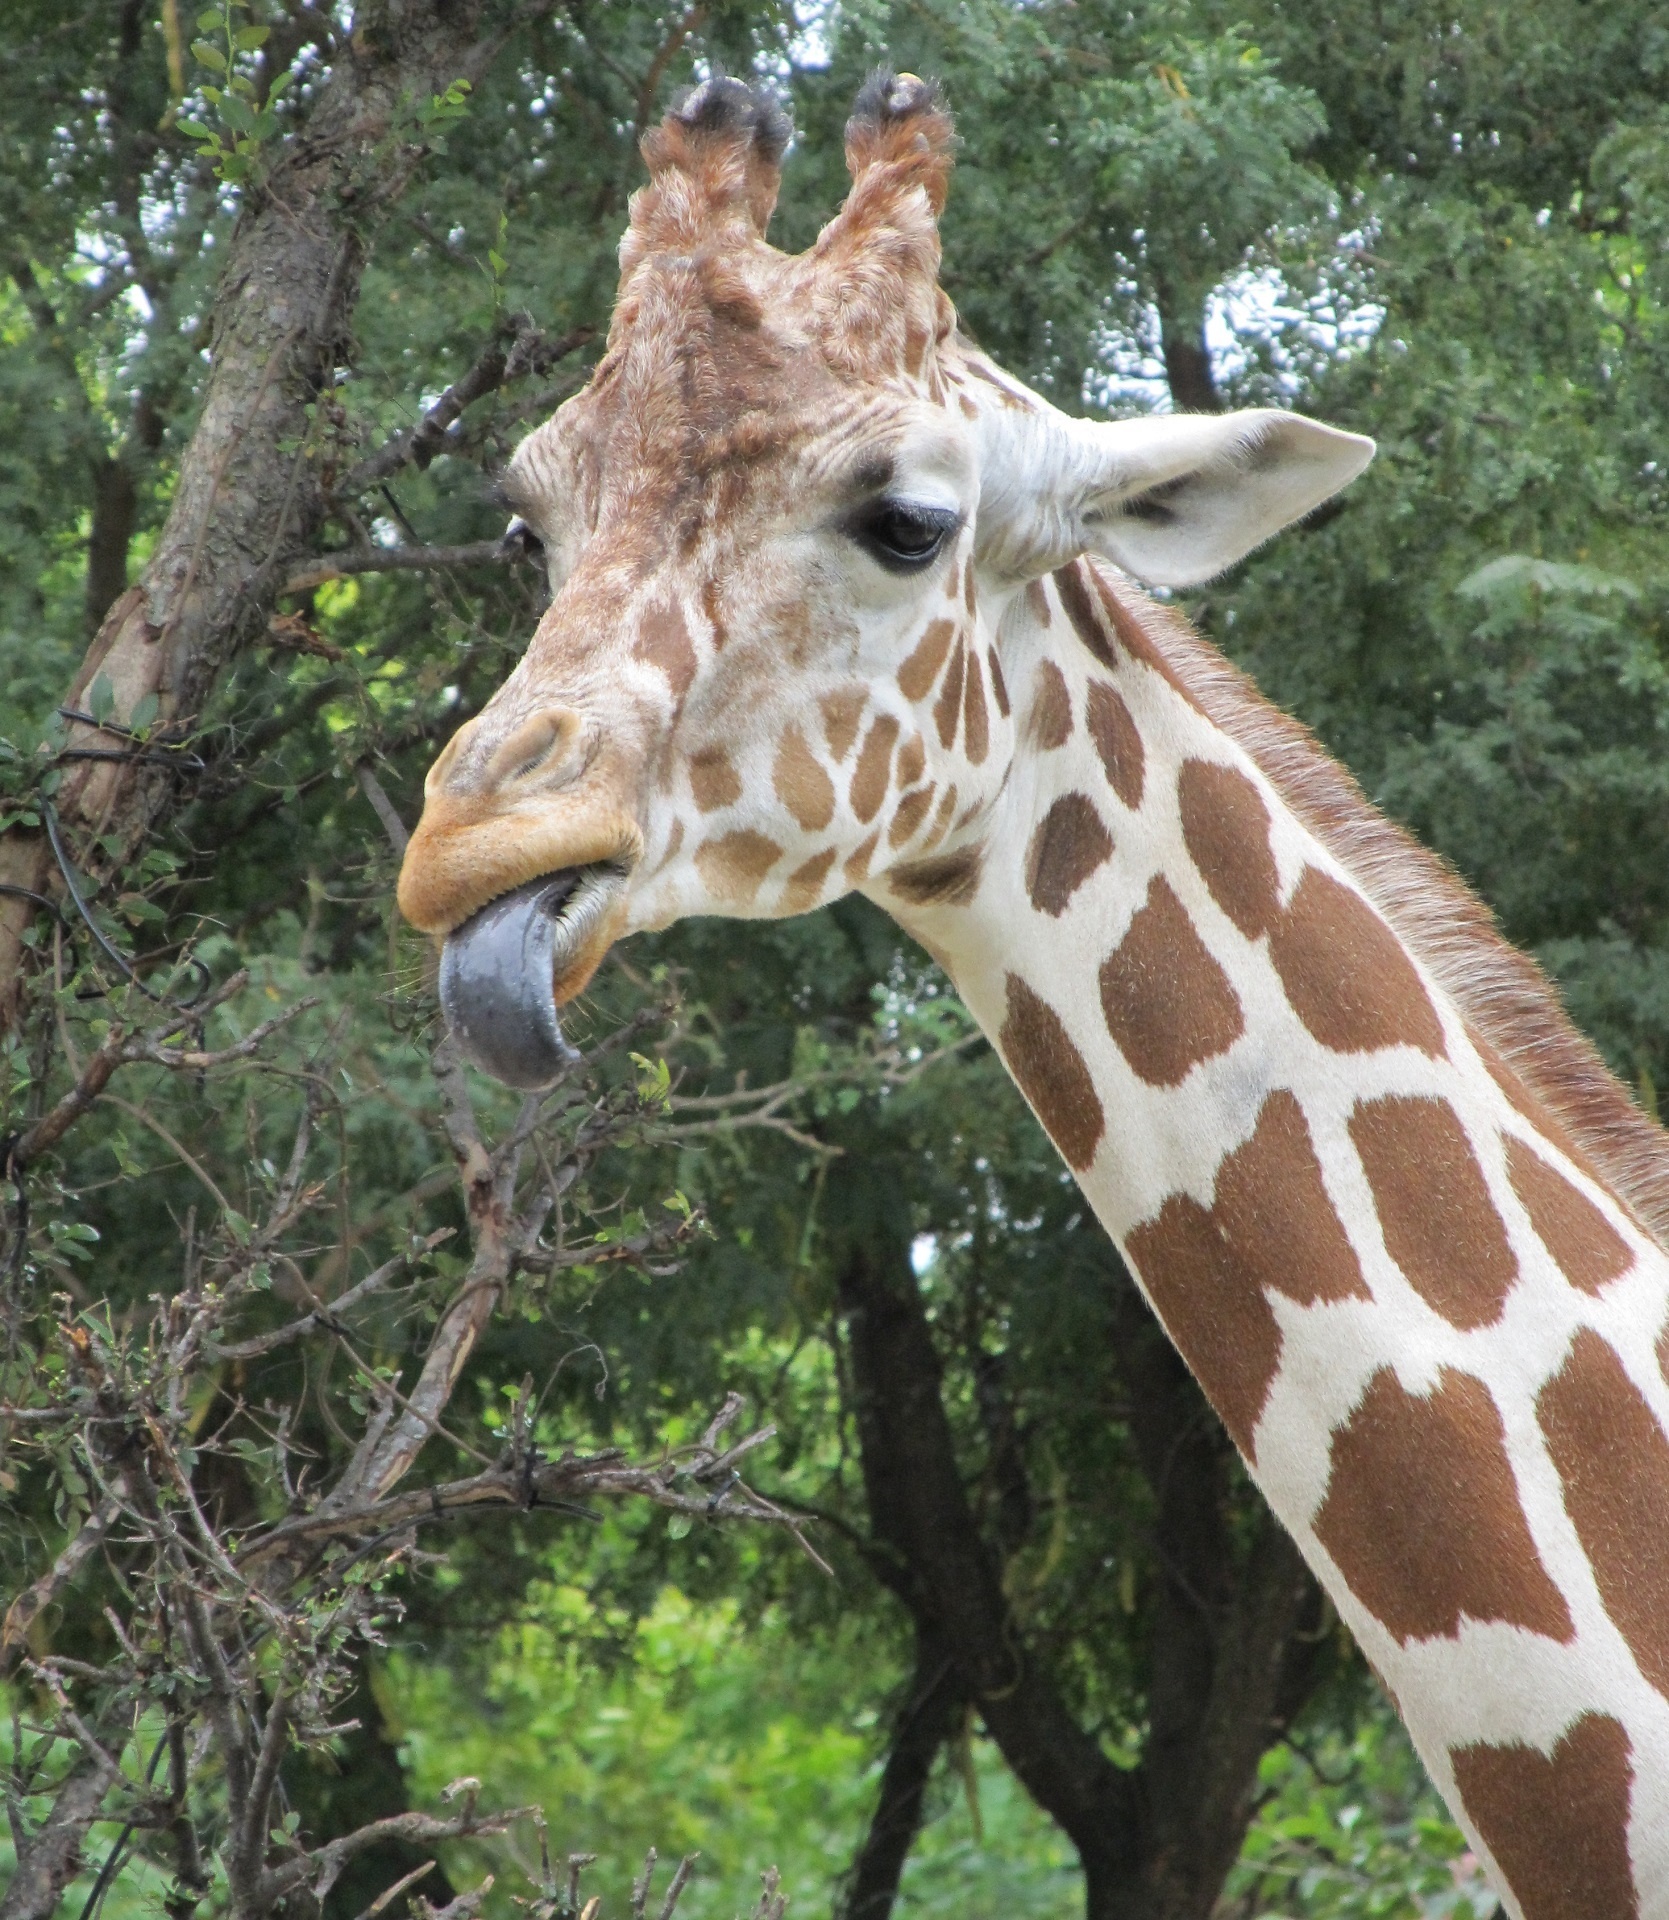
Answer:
622;75;793;272
977;407;1375;588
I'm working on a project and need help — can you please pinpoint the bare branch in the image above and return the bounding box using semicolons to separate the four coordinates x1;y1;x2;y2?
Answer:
280;539;530;598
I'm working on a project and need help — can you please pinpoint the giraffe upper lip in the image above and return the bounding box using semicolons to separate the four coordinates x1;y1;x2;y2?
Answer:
438;865;625;1088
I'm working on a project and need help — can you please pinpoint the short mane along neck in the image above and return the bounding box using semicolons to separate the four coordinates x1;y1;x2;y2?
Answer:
883;557;1669;1918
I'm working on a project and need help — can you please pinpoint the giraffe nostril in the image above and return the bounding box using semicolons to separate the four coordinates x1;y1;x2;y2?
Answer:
486;708;585;790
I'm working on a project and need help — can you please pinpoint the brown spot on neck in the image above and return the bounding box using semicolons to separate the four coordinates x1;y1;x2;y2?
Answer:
1024;578;1053;627
1085;681;1144;810
1451;1715;1638;1920
1179;759;1279;937
1100;875;1244;1086
1538;1328;1669;1701
1314;1366;1573;1644
1025;792;1112;917
999;973;1104;1172
694;829;782;905
850;714;900;824
888;781;936;848
986;646;1010;718
782;844;837;914
933;634;967;748
898;619;956;702
1053;562;1117;669
1506;1138;1633;1292
1023;660;1073;751
1269;868;1446;1058
896;732;926;790
820;686;868;762
844;828;881;884
1350;1096;1518;1328
962;649;990;763
633;600;697;701
1126;1090;1368;1457
690;745;741;813
773;725;836;831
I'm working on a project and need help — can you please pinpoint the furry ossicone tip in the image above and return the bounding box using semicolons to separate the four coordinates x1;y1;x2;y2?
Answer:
848;67;948;129
842;67;955;213
668;72;793;166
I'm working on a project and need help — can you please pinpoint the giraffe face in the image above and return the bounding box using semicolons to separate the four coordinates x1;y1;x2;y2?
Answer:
397;72;1371;1085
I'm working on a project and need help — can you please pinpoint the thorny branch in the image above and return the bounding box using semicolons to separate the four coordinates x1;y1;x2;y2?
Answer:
0;950;821;1920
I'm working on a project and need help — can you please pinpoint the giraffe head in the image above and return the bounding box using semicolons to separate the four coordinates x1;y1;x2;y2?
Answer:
397;71;1373;1085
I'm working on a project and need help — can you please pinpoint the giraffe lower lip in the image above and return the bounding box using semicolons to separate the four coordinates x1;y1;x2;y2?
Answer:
439;873;585;1089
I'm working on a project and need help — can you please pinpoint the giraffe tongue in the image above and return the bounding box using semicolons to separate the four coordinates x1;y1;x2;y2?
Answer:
438;874;583;1090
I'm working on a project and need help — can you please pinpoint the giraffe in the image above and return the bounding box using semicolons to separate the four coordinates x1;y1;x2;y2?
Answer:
396;72;1669;1920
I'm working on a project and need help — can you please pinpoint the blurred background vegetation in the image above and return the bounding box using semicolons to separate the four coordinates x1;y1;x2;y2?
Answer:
2;3;1667;1919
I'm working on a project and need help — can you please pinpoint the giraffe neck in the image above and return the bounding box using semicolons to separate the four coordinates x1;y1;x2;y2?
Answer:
884;557;1669;1920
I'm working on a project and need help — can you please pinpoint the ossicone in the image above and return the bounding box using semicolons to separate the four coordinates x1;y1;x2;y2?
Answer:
626;72;794;267
844;68;955;213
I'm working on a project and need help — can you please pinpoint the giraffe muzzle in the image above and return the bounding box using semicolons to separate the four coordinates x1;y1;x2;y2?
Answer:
438;865;623;1088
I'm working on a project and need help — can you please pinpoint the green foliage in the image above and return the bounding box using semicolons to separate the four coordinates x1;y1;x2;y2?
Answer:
5;1;1668;1917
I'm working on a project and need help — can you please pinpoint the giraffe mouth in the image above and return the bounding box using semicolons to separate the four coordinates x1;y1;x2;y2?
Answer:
438;864;626;1088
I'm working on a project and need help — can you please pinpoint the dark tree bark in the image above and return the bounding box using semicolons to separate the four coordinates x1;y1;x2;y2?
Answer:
0;1755;119;1920
837;1625;965;1920
832;1172;1328;1920
1158;307;1220;413
0;0;510;1029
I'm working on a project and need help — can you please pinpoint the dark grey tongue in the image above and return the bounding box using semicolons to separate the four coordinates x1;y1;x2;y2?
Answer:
439;875;582;1089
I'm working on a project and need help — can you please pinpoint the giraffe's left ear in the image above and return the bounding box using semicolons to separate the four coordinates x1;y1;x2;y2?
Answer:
976;406;1374;588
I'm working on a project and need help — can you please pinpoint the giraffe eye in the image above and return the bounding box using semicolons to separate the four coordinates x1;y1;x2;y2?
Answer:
854;500;960;572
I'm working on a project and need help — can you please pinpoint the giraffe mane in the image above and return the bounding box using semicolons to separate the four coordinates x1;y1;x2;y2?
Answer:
1091;560;1669;1250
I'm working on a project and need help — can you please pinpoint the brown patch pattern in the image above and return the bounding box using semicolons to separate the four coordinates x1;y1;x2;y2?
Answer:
987;647;1010;718
689;746;741;813
1451;1715;1638;1920
1506;1139;1633;1294
850;715;900;824
962;651;990;764
889;844;984;908
896;733;926;790
1538;1328;1669;1700
1085;681;1144;810
1269;868;1446;1057
1314;1366;1574;1644
1350;1096;1518;1328
1100;876;1244;1085
888;783;936;848
933;636;967;747
1025;793;1113;917
772;727;835;831
632;602;697;701
1024;578;1052;627
694;829;782;905
699;575;727;650
1052;563;1117;669
820;686;868;762
1024;661;1073;750
844;829;880;884
1179;759;1280;938
1126;1091;1367;1456
781;846;837;914
898;619;955;702
999;974;1104;1172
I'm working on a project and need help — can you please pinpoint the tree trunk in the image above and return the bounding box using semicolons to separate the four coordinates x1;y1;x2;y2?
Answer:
1158;308;1220;413
833;1213;1148;1920
0;0;503;1032
837;1625;965;1920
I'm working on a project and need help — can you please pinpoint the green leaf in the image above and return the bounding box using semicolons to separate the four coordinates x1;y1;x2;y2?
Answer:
191;38;227;71
86;672;115;723
129;692;160;733
233;23;269;48
195;6;222;27
666;1513;693;1539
